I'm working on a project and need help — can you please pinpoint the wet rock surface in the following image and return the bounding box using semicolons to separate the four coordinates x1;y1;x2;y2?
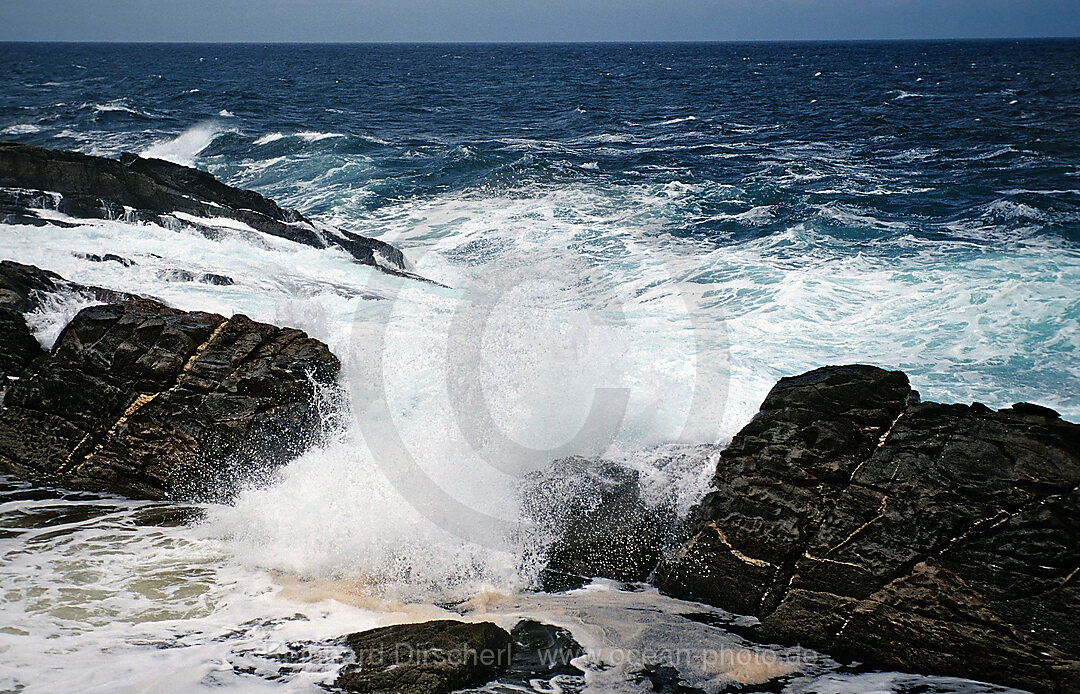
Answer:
527;456;674;592
1;259;141;382
0;306;41;382
335;620;513;694
0;141;410;275
0;262;339;500
654;364;1080;693
504;619;584;682
0;258;140;314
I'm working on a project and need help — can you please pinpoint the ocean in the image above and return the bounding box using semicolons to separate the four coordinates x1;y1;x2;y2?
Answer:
1;40;1078;692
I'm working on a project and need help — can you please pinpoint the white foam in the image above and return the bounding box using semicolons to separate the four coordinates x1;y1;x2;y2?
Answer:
253;132;285;146
142;122;229;166
1;123;43;135
656;116;697;126
23;290;103;349
891;90;929;100
0;489;388;693
297;131;345;142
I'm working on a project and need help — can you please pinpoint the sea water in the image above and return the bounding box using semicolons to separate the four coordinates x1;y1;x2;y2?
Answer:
1;41;1076;692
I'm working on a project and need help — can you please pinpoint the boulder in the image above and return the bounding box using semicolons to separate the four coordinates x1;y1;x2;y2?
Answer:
0;267;340;500
654;365;1080;693
335;620;512;694
0;141;412;277
525;456;671;592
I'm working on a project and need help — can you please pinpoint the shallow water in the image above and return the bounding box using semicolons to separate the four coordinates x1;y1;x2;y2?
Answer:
1;40;1077;692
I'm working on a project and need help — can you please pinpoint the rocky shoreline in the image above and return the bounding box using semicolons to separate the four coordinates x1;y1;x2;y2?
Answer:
0;260;340;500
2;255;1076;691
543;365;1080;693
1;143;1076;693
0;141;433;282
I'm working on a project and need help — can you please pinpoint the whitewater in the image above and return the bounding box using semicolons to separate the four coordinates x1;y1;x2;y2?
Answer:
1;40;1078;693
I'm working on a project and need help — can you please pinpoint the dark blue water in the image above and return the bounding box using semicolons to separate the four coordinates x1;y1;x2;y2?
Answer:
3;41;1079;235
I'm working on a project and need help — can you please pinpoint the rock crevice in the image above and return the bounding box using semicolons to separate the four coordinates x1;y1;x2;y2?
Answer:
653;364;1080;693
0;262;340;500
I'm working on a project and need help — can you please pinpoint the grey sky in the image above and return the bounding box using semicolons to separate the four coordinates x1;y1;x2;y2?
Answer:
1;0;1078;42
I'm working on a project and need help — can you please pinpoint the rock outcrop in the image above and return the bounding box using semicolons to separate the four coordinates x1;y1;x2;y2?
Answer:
334;619;584;694
0;258;140;314
0;141;414;277
1;259;142;382
0;306;41;382
335;620;513;694
525;456;672;592
654;365;1080;693
0;262;339;500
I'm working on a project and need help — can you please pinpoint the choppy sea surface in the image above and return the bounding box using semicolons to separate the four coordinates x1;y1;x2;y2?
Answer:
1;41;1077;692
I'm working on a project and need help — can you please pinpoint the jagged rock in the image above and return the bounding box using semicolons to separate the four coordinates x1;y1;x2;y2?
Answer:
201;272;233;286
335;620;512;694
654;365;1080;693
0;258;141;313
0;141;412;277
526;456;671;592
0;282;339;499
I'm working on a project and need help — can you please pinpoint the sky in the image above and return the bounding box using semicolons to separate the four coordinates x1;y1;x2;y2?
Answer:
1;0;1079;43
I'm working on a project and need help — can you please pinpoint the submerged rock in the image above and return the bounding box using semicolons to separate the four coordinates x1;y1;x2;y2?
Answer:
505;619;584;681
0;263;339;500
75;252;136;267
654;365;1080;693
0;141;414;278
335;620;513;694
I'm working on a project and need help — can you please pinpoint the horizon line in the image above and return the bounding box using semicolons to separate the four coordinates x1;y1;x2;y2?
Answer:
1;35;1079;46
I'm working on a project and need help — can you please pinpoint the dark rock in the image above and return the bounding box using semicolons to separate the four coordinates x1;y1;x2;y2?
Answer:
0;307;42;382
75;253;137;267
637;664;707;694
1;259;142;313
0;258;66;312
0;295;340;500
526;456;671;592
654;364;1080;693
200;273;234;286
335;620;512;694
506;619;584;679
0;141;415;279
